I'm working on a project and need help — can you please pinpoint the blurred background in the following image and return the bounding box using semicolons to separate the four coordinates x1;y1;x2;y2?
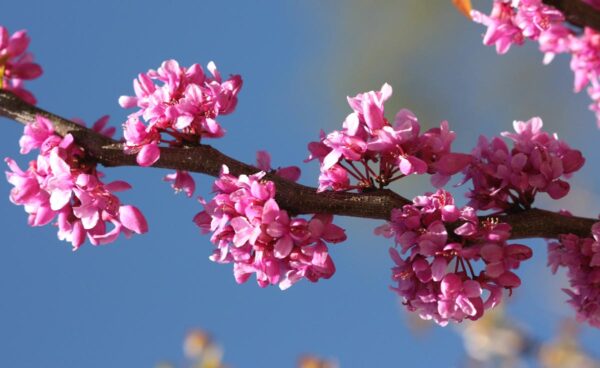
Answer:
0;1;599;367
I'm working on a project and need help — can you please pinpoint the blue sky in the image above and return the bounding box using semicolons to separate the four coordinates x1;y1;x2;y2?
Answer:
1;1;599;367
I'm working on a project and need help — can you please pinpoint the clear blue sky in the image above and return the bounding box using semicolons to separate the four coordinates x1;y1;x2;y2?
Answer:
1;1;599;367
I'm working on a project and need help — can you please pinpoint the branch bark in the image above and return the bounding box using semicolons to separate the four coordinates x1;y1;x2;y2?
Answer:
543;0;600;32
0;90;596;240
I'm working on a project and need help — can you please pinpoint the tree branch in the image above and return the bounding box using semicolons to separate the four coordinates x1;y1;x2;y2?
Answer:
0;90;596;240
543;0;600;32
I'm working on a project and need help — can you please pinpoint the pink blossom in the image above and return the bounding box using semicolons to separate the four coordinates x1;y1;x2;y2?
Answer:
462;117;584;210
164;170;195;197
547;221;600;327
307;84;471;192
120;60;242;164
5;115;148;249
255;150;301;182
378;189;532;325
471;1;524;54
471;1;600;128
0;26;43;105
194;165;346;289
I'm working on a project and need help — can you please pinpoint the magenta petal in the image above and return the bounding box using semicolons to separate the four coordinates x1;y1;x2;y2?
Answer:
433;153;472;175
50;189;72;211
480;243;503;262
105;180;132;192
322;151;342;171
262;199;281;224
441;273;461;296
274;236;293;258
276;166;301;182
71;221;86;249
457;295;477;316
256;150;271;171
31;206;55;226
497;271;521;288
118;96;138;108
562;149;585;174
546;179;570;199
119;205;148;234
400;156;427;175
431;257;448;281
462;280;482;298
136;143;160;167
430;173;450;188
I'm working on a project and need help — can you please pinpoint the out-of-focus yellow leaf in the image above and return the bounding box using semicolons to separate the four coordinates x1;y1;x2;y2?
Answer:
184;330;212;359
452;0;472;19
298;355;338;368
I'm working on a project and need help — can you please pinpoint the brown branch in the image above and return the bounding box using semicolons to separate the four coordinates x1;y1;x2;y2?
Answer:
543;0;600;32
0;90;597;240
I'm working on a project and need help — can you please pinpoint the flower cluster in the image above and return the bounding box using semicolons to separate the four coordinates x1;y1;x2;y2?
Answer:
306;84;472;192
462;117;584;211
194;161;346;290
0;26;43;105
376;189;532;325
5;115;148;249
472;0;600;128
119;59;243;166
547;221;600;328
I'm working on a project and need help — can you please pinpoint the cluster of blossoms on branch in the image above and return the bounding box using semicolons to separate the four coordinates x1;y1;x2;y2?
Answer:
548;219;600;327
5;115;148;249
316;83;588;324
376;189;532;326
194;152;345;289
464;117;584;210
119;59;242;197
119;60;242;166
306;84;472;192
471;0;600;128
0;27;42;105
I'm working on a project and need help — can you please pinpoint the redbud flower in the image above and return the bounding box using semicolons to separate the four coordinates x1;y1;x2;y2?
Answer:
5;115;148;249
120;60;243;166
463;117;584;211
0;26;42;105
472;1;600;128
307;84;471;192
164;170;195;197
194;164;346;290
376;189;532;325
547;221;600;328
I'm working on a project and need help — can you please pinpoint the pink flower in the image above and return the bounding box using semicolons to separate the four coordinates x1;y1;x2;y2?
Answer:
471;1;600;128
5;115;148;249
194;165;346;289
122;117;160;167
120;60;243;165
19;115;54;154
307;84;470;192
547;221;600;328
462;117;584;210
164;170;195;197
378;189;532;325
0;26;43;105
255;150;301;182
471;1;524;54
